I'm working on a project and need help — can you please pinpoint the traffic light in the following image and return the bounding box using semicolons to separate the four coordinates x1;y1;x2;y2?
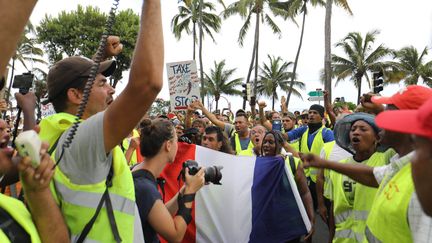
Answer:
373;71;384;93
241;83;251;100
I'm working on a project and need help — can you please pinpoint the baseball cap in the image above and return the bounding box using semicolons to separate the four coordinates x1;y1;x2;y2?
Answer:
371;85;432;109
47;56;116;102
376;97;432;139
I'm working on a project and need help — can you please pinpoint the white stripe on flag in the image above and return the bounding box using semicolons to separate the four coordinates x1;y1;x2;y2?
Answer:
284;163;312;232
195;146;255;243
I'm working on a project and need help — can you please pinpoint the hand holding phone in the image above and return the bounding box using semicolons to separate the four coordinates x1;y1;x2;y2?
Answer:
272;120;282;131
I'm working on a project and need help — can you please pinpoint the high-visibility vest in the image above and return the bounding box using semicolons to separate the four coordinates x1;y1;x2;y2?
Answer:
365;163;414;243
233;133;254;155
121;129;141;165
0;194;41;243
329;152;389;243
238;148;255;156
285;155;300;177
322;141;336;199
40;113;136;243
300;126;326;183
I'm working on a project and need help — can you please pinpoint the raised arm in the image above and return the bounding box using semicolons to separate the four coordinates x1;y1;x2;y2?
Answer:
104;0;163;152
0;0;38;74
191;100;226;130
258;101;272;131
300;153;379;188
323;91;336;128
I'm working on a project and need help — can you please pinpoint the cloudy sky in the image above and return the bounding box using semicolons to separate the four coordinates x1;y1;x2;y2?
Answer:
26;0;432;112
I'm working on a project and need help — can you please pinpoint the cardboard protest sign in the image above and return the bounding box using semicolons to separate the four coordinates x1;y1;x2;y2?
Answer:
41;103;56;117
167;60;200;110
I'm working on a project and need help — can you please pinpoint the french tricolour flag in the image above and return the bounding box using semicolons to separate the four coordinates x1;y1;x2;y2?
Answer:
160;142;311;243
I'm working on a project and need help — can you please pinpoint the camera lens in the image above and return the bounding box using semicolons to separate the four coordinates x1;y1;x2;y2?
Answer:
204;166;223;185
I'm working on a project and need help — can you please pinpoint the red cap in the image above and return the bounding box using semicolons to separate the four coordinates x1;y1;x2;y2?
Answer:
376;97;432;139
167;113;176;119
371;85;432;109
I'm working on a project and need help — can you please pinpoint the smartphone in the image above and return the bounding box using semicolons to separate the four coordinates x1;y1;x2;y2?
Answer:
272;120;282;131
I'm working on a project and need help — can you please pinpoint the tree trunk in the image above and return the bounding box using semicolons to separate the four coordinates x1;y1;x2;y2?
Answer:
198;0;205;103
3;59;15;118
272;90;275;111
193;22;196;60
324;0;333;102
243;15;259;110
216;97;219;111
253;12;260;105
286;3;307;108
357;76;362;105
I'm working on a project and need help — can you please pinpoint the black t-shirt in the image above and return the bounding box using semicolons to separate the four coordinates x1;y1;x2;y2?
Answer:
133;169;162;243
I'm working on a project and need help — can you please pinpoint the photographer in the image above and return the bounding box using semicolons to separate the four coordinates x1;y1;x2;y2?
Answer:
132;119;205;243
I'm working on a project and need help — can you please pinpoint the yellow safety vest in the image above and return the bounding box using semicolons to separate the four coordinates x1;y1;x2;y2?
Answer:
300;126;326;182
328;152;389;243
322;141;336;200
285;155;300;177
40;113;136;243
365;163;414;243
238;148;255;156
121;129;140;165
234;133;254;155
0;194;41;243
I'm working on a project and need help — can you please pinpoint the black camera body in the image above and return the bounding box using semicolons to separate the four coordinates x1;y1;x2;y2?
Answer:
182;160;223;185
13;72;34;94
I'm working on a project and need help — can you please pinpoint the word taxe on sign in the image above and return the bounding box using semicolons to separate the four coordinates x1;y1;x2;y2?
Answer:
167;60;200;110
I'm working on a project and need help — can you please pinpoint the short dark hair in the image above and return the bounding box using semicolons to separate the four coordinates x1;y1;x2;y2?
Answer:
140;118;175;158
235;112;248;121
204;126;224;142
51;77;87;113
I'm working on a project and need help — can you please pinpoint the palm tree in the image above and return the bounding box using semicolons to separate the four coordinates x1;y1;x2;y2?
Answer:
324;0;352;102
171;0;222;60
386;46;432;87
280;0;325;107
204;60;243;110
223;0;293;108
5;22;46;117
331;30;392;104
257;55;305;110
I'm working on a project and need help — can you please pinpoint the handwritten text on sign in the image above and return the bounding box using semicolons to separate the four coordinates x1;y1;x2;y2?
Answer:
167;60;200;110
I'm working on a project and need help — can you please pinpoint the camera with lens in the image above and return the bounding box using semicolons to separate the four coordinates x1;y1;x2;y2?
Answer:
13;72;34;94
181;160;223;185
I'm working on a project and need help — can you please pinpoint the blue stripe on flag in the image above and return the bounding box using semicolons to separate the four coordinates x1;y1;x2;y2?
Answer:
249;156;308;242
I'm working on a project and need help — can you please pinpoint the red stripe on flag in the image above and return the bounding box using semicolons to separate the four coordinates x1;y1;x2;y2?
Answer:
159;142;197;243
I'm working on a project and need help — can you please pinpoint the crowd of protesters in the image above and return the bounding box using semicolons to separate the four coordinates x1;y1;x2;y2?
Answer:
0;0;432;243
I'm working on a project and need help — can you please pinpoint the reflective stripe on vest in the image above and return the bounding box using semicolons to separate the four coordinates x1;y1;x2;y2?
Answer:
334;228;364;242
334;209;369;225
300;126;326;182
0;194;41;243
40;113;136;243
54;181;135;216
365;163;414;243
234;133;254;154
322;141;335;199
330;153;389;243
